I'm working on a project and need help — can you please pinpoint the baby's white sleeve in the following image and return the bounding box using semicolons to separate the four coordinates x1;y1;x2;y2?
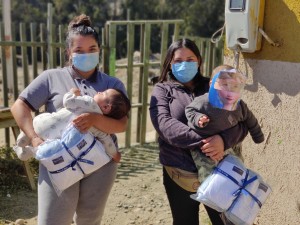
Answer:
63;92;101;114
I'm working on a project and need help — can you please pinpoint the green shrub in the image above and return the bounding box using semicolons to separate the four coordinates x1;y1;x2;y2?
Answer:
0;146;38;195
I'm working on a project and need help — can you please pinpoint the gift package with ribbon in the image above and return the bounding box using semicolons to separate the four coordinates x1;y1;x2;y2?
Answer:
36;125;111;192
190;154;271;225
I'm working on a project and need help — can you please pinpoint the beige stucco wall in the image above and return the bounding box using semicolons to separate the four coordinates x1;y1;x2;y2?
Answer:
224;0;300;224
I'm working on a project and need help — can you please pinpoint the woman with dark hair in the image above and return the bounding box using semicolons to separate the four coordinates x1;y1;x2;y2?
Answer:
149;38;248;225
11;14;127;225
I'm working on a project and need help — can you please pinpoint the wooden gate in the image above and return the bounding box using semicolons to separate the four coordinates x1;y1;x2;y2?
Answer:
102;20;184;148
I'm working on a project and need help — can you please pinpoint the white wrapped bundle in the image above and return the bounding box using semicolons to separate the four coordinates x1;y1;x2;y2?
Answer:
190;154;247;212
37;125;110;191
190;154;272;224
224;171;272;225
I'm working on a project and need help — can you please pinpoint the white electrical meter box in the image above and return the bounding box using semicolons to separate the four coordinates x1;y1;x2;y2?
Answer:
225;0;265;53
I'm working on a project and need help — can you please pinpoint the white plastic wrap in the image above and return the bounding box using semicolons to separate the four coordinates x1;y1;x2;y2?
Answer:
37;125;110;192
190;154;271;224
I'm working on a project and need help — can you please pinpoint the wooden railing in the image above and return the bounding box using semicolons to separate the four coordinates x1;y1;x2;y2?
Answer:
0;4;224;148
0;4;223;190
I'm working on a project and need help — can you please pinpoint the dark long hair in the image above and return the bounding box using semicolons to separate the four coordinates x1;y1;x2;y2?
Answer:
158;38;203;83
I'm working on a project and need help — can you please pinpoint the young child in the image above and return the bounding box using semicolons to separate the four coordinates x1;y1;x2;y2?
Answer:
185;65;264;183
14;88;131;163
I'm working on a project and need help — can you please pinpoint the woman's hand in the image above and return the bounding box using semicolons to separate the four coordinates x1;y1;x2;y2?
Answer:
112;152;121;163
72;113;95;133
31;136;44;148
200;135;225;162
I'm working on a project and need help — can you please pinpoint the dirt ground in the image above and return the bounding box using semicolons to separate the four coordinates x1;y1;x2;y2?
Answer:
0;143;211;225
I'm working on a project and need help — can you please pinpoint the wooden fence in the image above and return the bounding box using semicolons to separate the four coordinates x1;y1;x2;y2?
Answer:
0;3;224;148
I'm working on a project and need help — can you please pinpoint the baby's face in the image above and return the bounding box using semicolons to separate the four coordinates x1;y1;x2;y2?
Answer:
216;77;242;108
218;89;241;106
93;89;117;114
93;90;109;111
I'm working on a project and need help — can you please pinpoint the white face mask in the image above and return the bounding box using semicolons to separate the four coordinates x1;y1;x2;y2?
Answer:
72;52;99;72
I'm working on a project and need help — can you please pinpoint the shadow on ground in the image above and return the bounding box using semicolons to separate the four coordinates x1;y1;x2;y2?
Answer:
116;142;161;180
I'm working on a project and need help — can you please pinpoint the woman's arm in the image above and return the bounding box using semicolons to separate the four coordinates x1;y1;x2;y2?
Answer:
11;99;44;147
201;121;249;162
72;113;128;134
150;84;225;162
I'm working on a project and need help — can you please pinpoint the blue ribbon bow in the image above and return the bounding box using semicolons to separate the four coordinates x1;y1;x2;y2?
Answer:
50;137;96;175
214;167;262;208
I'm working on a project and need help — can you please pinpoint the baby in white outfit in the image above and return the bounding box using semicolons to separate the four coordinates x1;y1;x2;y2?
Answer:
14;88;131;163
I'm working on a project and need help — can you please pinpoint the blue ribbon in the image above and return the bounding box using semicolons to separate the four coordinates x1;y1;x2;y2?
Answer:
214;167;262;208
50;137;96;175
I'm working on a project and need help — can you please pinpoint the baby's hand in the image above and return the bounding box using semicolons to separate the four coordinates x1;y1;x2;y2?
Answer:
198;115;210;128
70;88;81;96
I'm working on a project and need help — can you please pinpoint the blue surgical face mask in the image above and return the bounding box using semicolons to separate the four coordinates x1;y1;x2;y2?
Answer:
171;61;198;83
72;52;99;72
